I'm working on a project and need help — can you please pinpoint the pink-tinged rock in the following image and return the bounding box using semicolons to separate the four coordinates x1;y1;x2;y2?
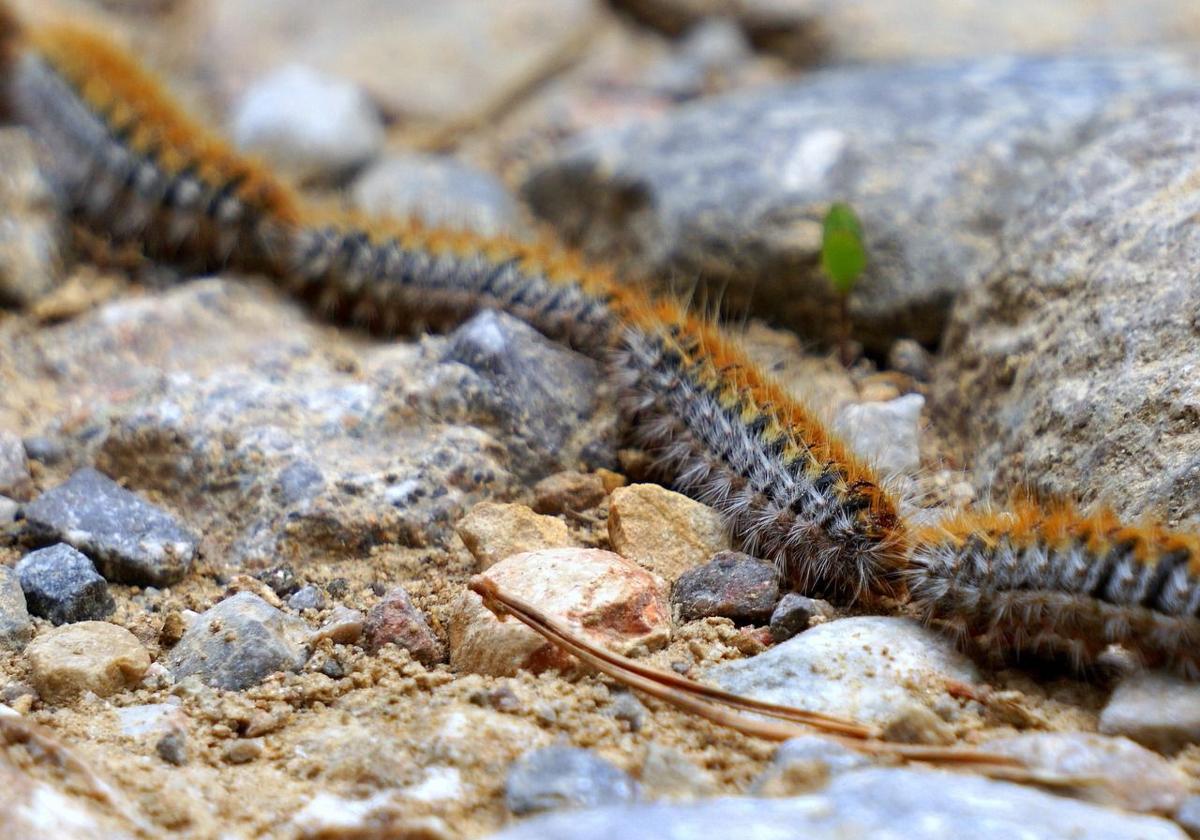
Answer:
363;586;444;665
450;548;670;676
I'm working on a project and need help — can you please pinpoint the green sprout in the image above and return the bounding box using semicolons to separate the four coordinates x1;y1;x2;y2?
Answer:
820;202;867;366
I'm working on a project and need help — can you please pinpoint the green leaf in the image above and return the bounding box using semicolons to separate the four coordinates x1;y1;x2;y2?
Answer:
820;202;867;296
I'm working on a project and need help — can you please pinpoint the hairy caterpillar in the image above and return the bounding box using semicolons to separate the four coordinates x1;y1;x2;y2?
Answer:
3;7;1198;675
0;9;906;604
908;501;1200;677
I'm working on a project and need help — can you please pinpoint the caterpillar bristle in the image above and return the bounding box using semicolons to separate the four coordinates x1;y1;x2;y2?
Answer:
908;500;1200;677
9;5;1200;680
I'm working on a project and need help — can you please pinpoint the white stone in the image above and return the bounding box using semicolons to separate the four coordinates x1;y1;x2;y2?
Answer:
231;64;384;181
834;393;924;476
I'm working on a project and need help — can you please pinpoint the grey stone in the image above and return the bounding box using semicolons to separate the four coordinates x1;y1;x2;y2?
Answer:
16;544;115;625
0;128;65;307
231;64;384;182
0;566;32;650
353;154;525;238
22;468;198;586
705;616;979;728
986;732;1188;813
887;338;933;382
0;431;30;498
255;565;299;598
22;435;66;465
750;735;871;795
441;311;606;481
644;17;755;100
935;100;1200;521
288;584;326;612
1177;796;1200;839
833;394;923;476
670;551;778;624
166;592;309;690
0;496;17;526
525;54;1200;350
768;593;835;643
487;767;1187;839
156;729;189;766
505;746;638;815
606;691;646;732
1099;671;1200;754
36;281;612;567
638;743;718;801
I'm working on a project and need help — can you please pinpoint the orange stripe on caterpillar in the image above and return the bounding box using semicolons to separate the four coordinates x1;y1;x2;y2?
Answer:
616;297;908;604
907;500;1200;677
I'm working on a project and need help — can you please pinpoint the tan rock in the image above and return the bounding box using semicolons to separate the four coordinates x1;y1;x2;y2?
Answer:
608;484;730;581
456;501;572;570
26;622;150;703
450;548;669;676
532;471;607;514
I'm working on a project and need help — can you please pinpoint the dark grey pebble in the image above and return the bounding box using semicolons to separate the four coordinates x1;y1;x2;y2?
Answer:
671;551;778;624
16;543;114;625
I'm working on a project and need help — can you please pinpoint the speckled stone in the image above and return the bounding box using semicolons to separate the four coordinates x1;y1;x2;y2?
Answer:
705;616;979;729
16;544;114;625
525;54;1200;351
670;551;778;625
935;100;1200;520
166;592;309;690
22;468;198;586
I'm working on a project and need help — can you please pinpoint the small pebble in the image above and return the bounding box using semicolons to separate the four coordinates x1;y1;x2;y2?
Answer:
310;605;365;646
166;592;309;690
288;584;326;612
22;468;198;586
671;551;778;624
156;729;189;766
223;738;264;764
26;621;150;703
751;735;872;796
256;565;299;598
607;692;646;732
352;153;523;238
456;501;571;570
608;484;730;581
1100;671;1200;753
833;394;924;476
0;495;18;526
1176;796;1200;838
505;746;638;815
769;593;836;642
532;471;607;515
0;430;31;498
0;566;32;650
231;64;384;181
888;338;933;381
16;544;115;625
363;586;443;664
21;434;65;465
638;743;718;801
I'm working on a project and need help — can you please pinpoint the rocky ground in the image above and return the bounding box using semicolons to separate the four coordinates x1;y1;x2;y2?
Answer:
1;0;1199;838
